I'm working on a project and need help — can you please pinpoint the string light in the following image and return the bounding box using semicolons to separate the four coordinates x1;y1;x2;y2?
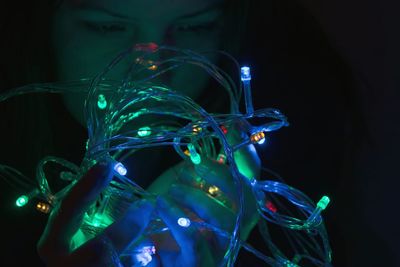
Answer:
317;195;330;210
177;217;191;228
188;143;201;165
137;126;152;137
250;131;266;144
216;153;226;164
16;195;28;207
1;43;331;267
36;202;51;213
97;94;107;110
113;162;127;176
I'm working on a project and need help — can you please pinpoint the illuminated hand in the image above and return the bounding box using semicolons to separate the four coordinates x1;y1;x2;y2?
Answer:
37;162;155;267
147;124;261;266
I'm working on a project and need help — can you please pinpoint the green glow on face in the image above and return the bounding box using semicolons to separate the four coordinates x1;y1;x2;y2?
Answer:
138;126;152;137
16;195;29;207
97;94;107;110
86;212;113;228
317;196;330;210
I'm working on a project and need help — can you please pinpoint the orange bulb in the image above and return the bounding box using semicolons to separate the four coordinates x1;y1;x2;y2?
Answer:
250;132;265;144
148;64;158;71
192;124;202;134
36;202;51;214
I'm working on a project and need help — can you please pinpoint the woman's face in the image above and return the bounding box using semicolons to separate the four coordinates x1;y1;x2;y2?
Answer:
52;0;226;126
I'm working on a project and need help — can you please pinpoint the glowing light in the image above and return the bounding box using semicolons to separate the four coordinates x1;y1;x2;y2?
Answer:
188;143;201;165
138;126;151;137
192;124;202;134
134;42;159;52
250;132;266;144
16;195;28;207
147;64;158;71
317;196;330;210
220;125;228;134
265;201;277;213
177;217;191;227
114;162;127;176
36;202;51;213
217;153;226;164
207;185;220;196
241;66;251;81
97;94;107;110
135;246;156;266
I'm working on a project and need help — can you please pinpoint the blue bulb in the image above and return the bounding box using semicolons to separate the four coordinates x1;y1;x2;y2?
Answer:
114;162;127;176
241;66;251;81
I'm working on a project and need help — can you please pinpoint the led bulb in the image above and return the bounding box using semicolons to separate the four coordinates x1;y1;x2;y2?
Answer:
188;143;201;165
36;202;51;213
192;124;202;134
317;196;330;210
177;217;191;227
97;94;107;110
16;195;29;207
138;126;151;137
241;66;251;81
216;153;226;164
114;162;127;176
250;132;266;144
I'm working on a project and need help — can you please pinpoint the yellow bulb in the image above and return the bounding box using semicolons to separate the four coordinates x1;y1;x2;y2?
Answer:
192;125;202;134
36;202;50;213
207;185;220;196
148;65;158;71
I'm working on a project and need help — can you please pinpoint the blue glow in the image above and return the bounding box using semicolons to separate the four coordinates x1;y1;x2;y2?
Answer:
114;162;127;176
241;66;251;81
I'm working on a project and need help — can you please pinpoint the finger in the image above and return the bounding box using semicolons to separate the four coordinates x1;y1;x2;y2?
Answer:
168;184;235;248
38;162;114;257
156;197;197;266
194;159;259;239
169;184;235;229
221;121;261;180
64;199;155;267
193;158;236;199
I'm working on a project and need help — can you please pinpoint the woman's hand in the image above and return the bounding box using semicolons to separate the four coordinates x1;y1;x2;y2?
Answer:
147;124;261;266
37;162;155;267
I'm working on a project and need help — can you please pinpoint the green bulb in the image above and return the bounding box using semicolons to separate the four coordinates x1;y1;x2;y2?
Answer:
191;154;201;165
188;143;201;165
16;195;29;207
138;126;151;137
97;94;107;110
317;195;330;210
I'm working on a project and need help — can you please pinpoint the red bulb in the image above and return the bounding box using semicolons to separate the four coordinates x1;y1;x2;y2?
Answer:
265;201;277;213
134;42;159;52
220;125;228;134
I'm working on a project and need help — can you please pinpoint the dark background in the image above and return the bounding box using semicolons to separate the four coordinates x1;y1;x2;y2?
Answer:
1;0;399;266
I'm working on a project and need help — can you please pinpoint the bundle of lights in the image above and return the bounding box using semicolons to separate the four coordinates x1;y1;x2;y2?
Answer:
1;43;332;266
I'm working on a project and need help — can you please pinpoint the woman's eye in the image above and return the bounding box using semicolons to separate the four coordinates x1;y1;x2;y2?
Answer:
175;21;218;33
83;21;127;34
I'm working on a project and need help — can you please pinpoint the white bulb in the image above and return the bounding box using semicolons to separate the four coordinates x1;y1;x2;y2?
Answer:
114;162;127;176
177;217;191;228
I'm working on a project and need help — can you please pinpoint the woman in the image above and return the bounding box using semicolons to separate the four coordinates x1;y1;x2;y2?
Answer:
1;0;260;266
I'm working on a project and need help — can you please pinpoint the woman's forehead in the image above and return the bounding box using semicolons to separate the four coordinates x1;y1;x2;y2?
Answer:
69;0;225;20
